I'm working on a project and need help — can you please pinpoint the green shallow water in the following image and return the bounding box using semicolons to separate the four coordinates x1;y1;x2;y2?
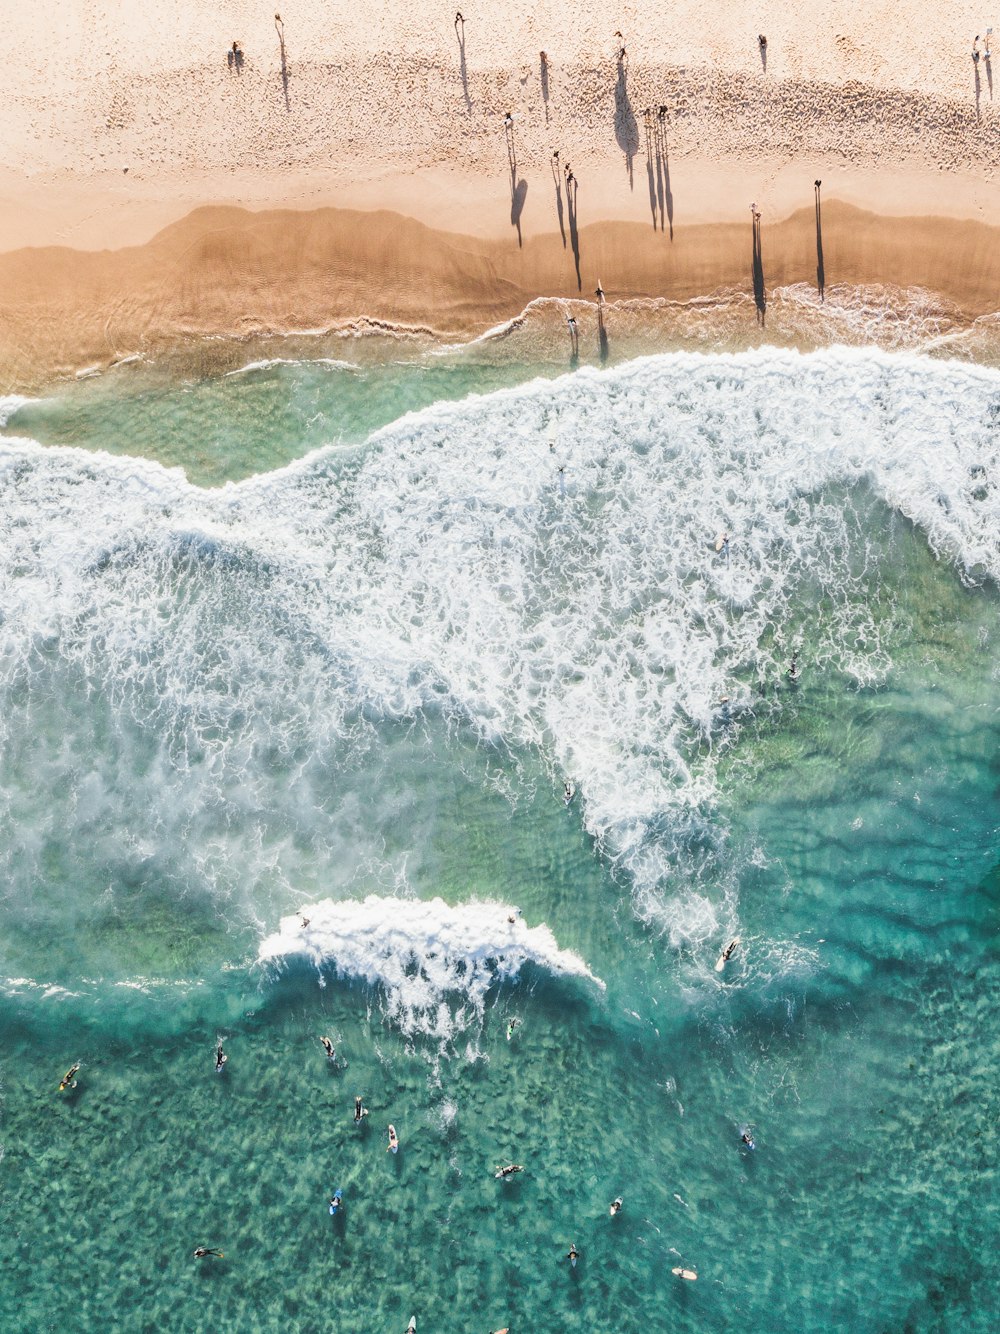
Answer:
2;345;1000;1332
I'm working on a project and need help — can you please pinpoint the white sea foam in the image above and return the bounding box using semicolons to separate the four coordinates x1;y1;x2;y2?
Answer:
224;357;356;377
3;347;1000;960
0;395;37;427
258;895;605;1039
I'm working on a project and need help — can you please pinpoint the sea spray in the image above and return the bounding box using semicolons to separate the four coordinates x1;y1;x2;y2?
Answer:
258;895;605;1040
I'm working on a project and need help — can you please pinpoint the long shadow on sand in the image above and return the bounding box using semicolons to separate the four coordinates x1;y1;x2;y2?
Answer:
614;55;639;190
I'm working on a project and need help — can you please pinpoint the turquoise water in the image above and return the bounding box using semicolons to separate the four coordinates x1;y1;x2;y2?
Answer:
2;326;1000;1332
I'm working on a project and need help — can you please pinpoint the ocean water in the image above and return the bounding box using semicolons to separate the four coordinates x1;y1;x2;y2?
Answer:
2;303;1000;1332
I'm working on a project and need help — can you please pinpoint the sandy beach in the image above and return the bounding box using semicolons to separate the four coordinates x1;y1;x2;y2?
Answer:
3;2;1000;387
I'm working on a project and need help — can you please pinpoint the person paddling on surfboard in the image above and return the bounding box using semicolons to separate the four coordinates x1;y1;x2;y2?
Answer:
354;1096;369;1123
609;1195;623;1216
567;1242;580;1268
741;1127;756;1150
328;1188;343;1216
58;1062;80;1092
193;1246;224;1259
320;1036;335;1061
406;1317;416;1333
387;1124;399;1153
715;936;740;972
215;1043;227;1073
494;1163;524;1180
563;780;575;805
506;1017;520;1041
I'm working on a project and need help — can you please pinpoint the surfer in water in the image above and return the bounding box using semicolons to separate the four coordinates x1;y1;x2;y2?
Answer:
563;780;576;805
788;652;800;683
495;1163;524;1180
567;1242;580;1268
59;1062;80;1092
354;1096;369;1123
609;1196;623;1216
506;1018;520;1041
716;936;740;972
741;1128;756;1150
328;1188;343;1216
320;1036;335;1061
387;1124;399;1153
193;1246;224;1259
406;1318;417;1334
215;1043;227;1073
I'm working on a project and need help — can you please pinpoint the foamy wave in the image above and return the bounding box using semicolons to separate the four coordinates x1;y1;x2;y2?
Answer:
0;395;38;427
224;357;357;377
258;895;605;1038
3;348;1000;947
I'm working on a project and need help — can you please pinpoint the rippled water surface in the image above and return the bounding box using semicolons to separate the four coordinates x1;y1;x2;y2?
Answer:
1;330;999;1332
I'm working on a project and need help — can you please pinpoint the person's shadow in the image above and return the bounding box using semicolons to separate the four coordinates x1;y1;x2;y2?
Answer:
456;18;472;112
275;17;290;109
551;154;566;247
228;44;244;75
814;181;825;302
613;54;639;189
506;122;527;247
752;212;766;325
566;175;581;290
540;52;550;123
643;112;658;229
656;111;674;239
758;38;767;72
987;49;994;99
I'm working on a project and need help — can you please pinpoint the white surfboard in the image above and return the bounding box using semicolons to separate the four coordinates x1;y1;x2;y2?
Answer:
672;1266;697;1281
715;936;740;972
715;531;729;552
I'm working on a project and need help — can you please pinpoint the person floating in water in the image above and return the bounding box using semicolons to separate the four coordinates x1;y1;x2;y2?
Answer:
193;1246;224;1259
494;1163;524;1180
58;1062;80;1092
741;1128;756;1151
609;1195;623;1216
329;1188;343;1216
567;1242;580;1268
320;1036;335;1061
506;1018;520;1041
387;1123;399;1153
788;653;800;683
215;1043;227;1073
354;1096;369;1123
507;906;522;924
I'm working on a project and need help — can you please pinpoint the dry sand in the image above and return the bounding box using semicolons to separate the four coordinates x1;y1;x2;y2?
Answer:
3;3;1000;388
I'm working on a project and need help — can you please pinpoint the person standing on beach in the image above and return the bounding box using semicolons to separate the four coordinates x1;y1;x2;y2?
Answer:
973;34;981;62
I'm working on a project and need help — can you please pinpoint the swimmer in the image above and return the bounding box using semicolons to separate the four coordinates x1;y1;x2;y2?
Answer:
567;1242;580;1268
300;915;310;928
354;1096;369;1123
329;1188;343;1216
320;1036;335;1061
387;1123;399;1153
506;1018;520;1041
609;1195;623;1216
507;907;522;924
494;1163;524;1180
215;1043;227;1073
193;1246;224;1259
788;653;800;683
58;1062;80;1092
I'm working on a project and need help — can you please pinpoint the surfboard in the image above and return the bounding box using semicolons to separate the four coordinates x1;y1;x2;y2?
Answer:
406;1319;416;1334
715;936;740;972
715;531;729;552
671;1267;697;1281
329;1189;342;1216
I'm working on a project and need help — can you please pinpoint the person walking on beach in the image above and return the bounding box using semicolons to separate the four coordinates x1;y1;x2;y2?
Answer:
320;1035;335;1061
973;34;981;63
193;1246;224;1259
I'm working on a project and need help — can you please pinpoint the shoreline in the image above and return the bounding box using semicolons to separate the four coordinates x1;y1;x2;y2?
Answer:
3;197;1000;393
